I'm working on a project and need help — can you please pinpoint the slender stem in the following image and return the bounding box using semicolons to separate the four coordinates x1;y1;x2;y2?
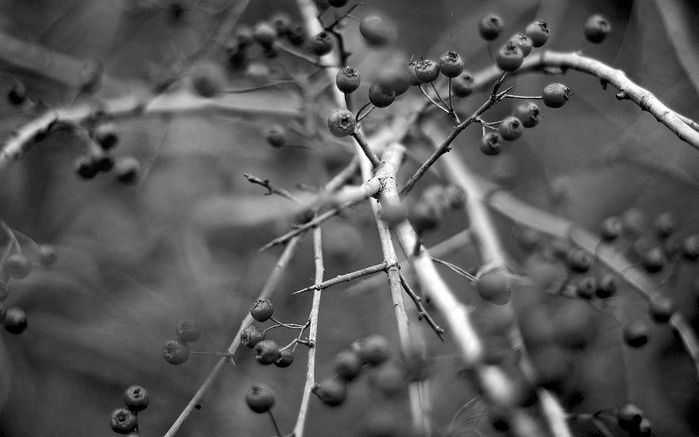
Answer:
268;410;283;437
225;80;299;93
431;258;477;282
244;174;300;202
274;41;331;67
292;261;390;294
399;272;445;339
351;131;381;168
418;85;450;114
504;94;543;99
430;82;449;108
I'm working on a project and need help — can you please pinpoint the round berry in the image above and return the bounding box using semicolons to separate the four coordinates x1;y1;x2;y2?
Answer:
649;295;674;323
478;14;503;41
379;204;407;228
270;12;291;35
123;385;150;412
621;208;645;235
91;149;115;173
313;378;348;407
409;202;441;233
653;212;675;239
272;348;294;368
596;274;617;299
368;83;395;108
542;83;571;108
623;321;649;348
414;59;440;83
336;67;361;94
334;350;362;381
641;247;666;273
584;14;611;44
307;31;333;56
327;109;356;137
114;157;141;185
3;306;27;334
377;66;412;96
286;24;307;46
508;32;533;57
512;101;540;128
353;334;390;365
576;276;597;300
245;383;275;413
476;267;512;305
162;339;190;365
359;16;393;47
498;116;523;141
552;300;594;349
529;345;572;391
617;404;644;431
37;245;57;266
92;122;119;150
5;254;30;279
253;22;277;46
190;60;226;98
175;318;201;343
600;216;622;242
451;71;475;97
250;298;274;322
265;124;286;148
110;407;138;434
328;0;349;6
74;155;98;179
240;325;265;348
438;51;464;78
566;248;592;273
235;25;254;47
682;235;699;261
255;339;281;365
373;361;407;397
495;42;524;72
480;132;503;156
525;20;550;47
7;81;26;105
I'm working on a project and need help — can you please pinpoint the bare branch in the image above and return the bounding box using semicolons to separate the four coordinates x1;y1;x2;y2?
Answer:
292;261;389;295
244;173;300;202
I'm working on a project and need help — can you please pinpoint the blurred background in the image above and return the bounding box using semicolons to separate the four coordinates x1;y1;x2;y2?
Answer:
0;0;698;436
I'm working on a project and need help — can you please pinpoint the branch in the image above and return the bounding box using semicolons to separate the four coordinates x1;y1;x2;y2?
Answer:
244;173;300;202
292;261;389;295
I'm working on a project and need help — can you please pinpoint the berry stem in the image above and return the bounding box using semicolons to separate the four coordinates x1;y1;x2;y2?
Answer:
418;85;450;114
273;41;334;68
431;257;477;281
398;272;445;339
503;94;543;99
1;221;22;254
268;410;283;437
351;131;381;168
225;80;299;93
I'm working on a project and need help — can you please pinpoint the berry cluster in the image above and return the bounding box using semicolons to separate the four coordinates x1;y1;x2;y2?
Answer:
74;120;141;184
162;318;201;365
109;385;150;435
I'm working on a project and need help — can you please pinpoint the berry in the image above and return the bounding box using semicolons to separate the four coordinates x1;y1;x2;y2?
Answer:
286;24;307;46
240;325;265;348
525;20;550;47
584;14;611;44
498;116;523;141
274;348;294;368
336;67;361;94
123;385;150;412
162;339;190;365
414;59;440;83
476;267;512;305
376;66;412;96
92;122;119;150
335;350;363;381
270;12;291;35
623;321;649;348
513;101;540;128
91;148;115;173
110;407;138;434
265;124;286;148
653;212;675;239
409;202;441;233
478;14;503;41
373;361;407;397
495;42;524;72
114;157;141;185
621;208;645;235
253;22;277;47
175;318;201;343
576;276;597;300
190;60;226;98
250;298;274;322
379;204;407;228
617;404;644;431
313;378;348;407
328;0;348;6
529;345;572;391
255;339;281;365
542;83;571;108
451;71;475;97
600;216;622;241
508;32;533;57
74;155;98;179
7;81;27;105
307;31;333;56
566;248;592;273
5;253;30;279
353;334;390;365
327;109;356;137
3;306;27;334
552;300;594;349
359;16;393;47
682;234;699;261
641;247;666;273
38;245;57;266
438;51;464;78
245;383;275;413
596;274;617;298
368;83;395;108
480;132;503;156
649;295;674;323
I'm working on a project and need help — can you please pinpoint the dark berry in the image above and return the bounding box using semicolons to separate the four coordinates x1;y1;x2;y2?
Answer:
623;321;649;348
175;318;201;343
274;348;294;368
91;148;115;173
250;298;274;322
513;101;540;128
600;216;622;241
617;404;644;431
162;339;190;365
190;60;226;98
5;254;30;279
286;24;307;46
682;235;699;261
74;155;98;179
3;306;27;334
38;245;57;266
93;122;119;150
508;32;533;57
270;12;291;35
653;212;675;239
566;248;592;273
478;14;503;41
110;407;138;434
414;59;440;83
409;202;441;233
253;22;277;47
438;51;464;78
240;325;265;348
584;14;611;44
480;132;503;156
373;361;407;397
7;81;26;105
542;83;571;108
525;20;550;47
327;109;356;137
649;295;674;323
353;334;390;365
245;383;275;413
328;0;349;6
641;247;666;273
336;67;361;93
368;83;395;108
359;16;393;47
476;267;512;305
265;124;286;148
498;116;523;141
495;41;524;72
376;66;412;96
576;276;597;300
307;31;333;56
596;274;617;298
123;385;150;412
313;378;348;407
335;350;363;381
255;339;281;365
114;157;141;185
451;71;475;97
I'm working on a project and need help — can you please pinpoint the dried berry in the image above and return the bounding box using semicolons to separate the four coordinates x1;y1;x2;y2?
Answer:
162;339;190;365
245;382;275;413
250;298;274;322
175;318;201;343
123;385;150;412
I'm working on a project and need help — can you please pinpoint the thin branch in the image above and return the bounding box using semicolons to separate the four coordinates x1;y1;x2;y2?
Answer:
292;261;390;294
399;272;445;339
244;173;300;202
351;131;381;168
431;258;477;282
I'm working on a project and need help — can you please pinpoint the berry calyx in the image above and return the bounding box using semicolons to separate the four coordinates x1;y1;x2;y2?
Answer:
274;349;294;368
623;321;649;348
480;132;503;156
368;83;395;108
240;325;265;348
245;383;275;413
335;350;363;381
525;20;550;47
451;71;475;97
265;124;287;148
110;407;138;434
255;339;281;365
175;318;201;343
498;116;523;141
495;42;524;72
307;31;333;56
5;253;30;279
513;102;540;128
584;14;611;44
336;67;361;94
478;14;503;41
313;378;348;407
190;60;226;98
414;59;440;83
476;267;513;305
3;306;27;334
250;298;274;322
327;109;356;137
542;83;571;108
359;16;393;47
162;339;190;365
114;157;141;185
123;385;150;412
352;334;390;365
508;32;533;57
438;51;464;78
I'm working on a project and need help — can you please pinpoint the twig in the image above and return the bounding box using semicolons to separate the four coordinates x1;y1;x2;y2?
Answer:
244;173;300;202
351;131;381;168
431;258;477;282
292;261;390;294
398;272;445;339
